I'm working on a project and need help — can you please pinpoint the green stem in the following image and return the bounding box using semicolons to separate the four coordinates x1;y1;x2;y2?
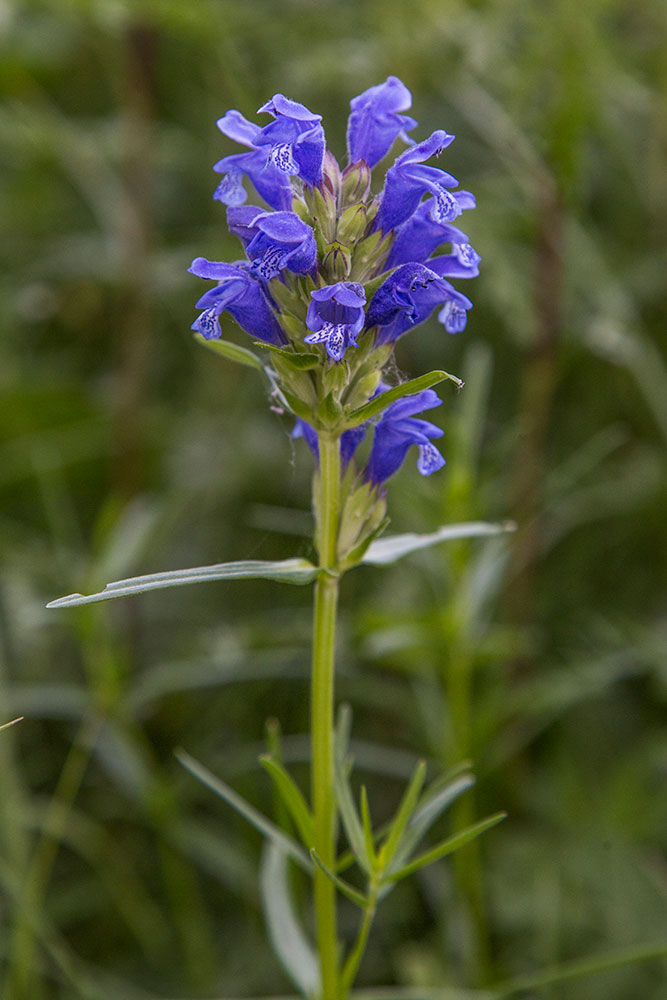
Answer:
311;431;341;1000
342;893;377;997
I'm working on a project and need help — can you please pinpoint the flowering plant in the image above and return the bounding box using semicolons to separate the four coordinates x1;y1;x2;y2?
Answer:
50;77;510;1000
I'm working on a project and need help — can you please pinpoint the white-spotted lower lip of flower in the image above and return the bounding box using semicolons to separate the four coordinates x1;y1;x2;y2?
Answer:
453;242;481;268
252;245;288;280
431;188;461;223
270;142;299;174
304;322;354;362
439;300;468;333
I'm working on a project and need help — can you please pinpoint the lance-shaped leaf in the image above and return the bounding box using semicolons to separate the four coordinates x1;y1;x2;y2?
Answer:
377;760;426;871
259;755;314;848
194;332;264;371
362;520;516;566
334;706;372;873
175;750;312;873
260;842;320;998
382;812;506;884
46;558;319;609
393;772;475;870
345;370;463;429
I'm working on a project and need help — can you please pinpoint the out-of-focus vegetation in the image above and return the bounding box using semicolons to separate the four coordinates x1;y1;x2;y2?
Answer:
1;0;666;997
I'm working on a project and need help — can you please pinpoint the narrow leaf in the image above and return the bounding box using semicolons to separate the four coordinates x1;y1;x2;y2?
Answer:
359;786;376;871
379;761;426;871
394;773;476;868
384;812;506;883
310;850;368;908
363;521;516;566
46;558;319;608
345;371;463;428
255;343;320;371
260;843;320;998
175;750;312;873
194;333;263;371
259;755;314;848
334;758;369;873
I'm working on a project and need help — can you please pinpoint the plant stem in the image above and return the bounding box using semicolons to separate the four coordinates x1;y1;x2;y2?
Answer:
311;431;341;1000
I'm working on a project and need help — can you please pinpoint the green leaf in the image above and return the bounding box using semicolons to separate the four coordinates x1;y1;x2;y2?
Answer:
259;755;314;849
310;850;368;908
378;761;426;871
345;370;464;429
384;812;507;883
175;750;312;873
393;772;476;869
46;558;319;608
260;843;320;998
193;333;263;371
255;343;320;371
359;786;376;871
334;707;371;873
363;521;516;566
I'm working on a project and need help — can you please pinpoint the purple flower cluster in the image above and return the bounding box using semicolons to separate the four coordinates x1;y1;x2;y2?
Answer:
189;77;480;483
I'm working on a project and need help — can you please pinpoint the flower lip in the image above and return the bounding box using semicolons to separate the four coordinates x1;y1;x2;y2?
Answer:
258;94;322;121
347;75;418;168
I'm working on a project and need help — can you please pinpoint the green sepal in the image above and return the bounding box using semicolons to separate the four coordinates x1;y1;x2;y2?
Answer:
383;812;507;883
340;160;371;206
345;370;463;429
310;850;368;908
279;389;316;422
339;516;390;571
336;480;388;568
256;343;320;371
267;280;306;320
343;369;382;411
322;241;352;282
336;204;369;244
317;391;343;427
350;228;394;281
259;755;314;849
193;334;263;371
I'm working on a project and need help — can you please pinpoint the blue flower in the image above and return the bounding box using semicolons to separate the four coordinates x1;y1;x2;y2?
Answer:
188;258;285;345
365;388;445;484
227;207;317;280
347;76;417;169
366;262;473;342
214;110;293;211
254;94;325;188
304;282;367;362
386;194;478;268
376;131;459;234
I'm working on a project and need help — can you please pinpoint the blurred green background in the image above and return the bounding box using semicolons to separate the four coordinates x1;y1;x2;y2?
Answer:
1;0;666;997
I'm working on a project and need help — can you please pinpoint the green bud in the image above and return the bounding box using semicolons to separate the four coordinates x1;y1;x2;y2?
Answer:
337;204;369;245
321;150;341;201
341;160;371;206
345;369;382;411
322;241;352;282
272;357;318;408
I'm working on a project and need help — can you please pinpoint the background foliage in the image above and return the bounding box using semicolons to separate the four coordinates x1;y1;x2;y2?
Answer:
1;0;666;997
